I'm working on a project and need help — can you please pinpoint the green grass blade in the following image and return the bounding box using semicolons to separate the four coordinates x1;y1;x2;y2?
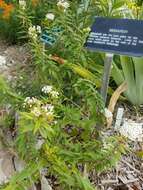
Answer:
133;57;143;105
120;56;138;105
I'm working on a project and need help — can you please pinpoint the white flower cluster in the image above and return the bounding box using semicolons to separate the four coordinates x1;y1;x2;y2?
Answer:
28;26;37;40
30;103;54;118
41;85;59;98
31;107;41;117
42;104;54;113
45;1;69;22
41;104;54;116
23;96;55;121
45;13;55;21
23;97;39;108
41;85;53;94
36;25;42;34
19;0;26;9
57;0;70;12
28;25;41;40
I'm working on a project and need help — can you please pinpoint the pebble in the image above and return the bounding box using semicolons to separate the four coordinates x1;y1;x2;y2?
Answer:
0;55;6;66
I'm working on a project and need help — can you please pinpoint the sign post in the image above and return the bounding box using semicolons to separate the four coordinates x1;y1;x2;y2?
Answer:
100;53;113;104
85;17;143;104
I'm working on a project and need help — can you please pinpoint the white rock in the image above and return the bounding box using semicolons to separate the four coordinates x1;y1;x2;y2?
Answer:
0;159;8;184
0;55;6;66
104;108;113;118
119;119;143;142
13;157;25;172
0;151;15;185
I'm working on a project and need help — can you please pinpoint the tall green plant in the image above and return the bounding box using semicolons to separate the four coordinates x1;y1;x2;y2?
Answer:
112;56;143;106
95;0;126;17
0;81;126;190
110;0;143;106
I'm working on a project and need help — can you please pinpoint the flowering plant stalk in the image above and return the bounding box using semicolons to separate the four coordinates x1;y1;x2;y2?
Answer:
0;79;126;190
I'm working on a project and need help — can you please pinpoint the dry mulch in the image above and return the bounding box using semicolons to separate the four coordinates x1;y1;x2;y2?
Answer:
94;142;143;190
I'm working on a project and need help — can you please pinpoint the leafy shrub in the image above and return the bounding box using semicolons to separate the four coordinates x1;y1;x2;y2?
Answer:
0;77;126;190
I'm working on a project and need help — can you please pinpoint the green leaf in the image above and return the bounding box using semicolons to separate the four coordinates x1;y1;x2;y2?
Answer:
133;57;143;105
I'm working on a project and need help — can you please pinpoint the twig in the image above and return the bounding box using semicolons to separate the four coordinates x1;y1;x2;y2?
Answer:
83;164;88;178
101;179;118;184
122;160;140;175
124;178;138;184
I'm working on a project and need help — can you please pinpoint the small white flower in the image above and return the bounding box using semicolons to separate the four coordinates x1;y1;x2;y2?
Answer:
19;0;26;9
42;104;54;113
24;97;32;104
24;97;32;103
45;13;55;21
29;25;36;32
104;108;113;118
31;107;41;117
36;25;42;34
28;25;41;39
46;111;54;117
41;85;53;94
23;103;26;108
47;104;54;112
24;97;39;107
50;91;59;98
57;0;70;11
54;121;57;125
28;26;37;40
41;85;59;98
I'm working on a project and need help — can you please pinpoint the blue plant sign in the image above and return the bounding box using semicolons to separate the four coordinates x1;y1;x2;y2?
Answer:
40;26;62;46
85;17;143;57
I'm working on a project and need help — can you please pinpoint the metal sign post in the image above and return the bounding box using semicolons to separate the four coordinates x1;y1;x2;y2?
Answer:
100;53;113;104
85;17;143;105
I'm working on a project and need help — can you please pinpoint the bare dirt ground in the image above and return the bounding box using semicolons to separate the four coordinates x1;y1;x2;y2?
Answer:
0;40;30;81
95;142;143;190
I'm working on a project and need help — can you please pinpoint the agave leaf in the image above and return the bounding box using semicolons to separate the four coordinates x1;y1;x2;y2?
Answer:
120;56;140;105
112;55;143;106
112;61;124;85
133;57;143;105
112;0;125;9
